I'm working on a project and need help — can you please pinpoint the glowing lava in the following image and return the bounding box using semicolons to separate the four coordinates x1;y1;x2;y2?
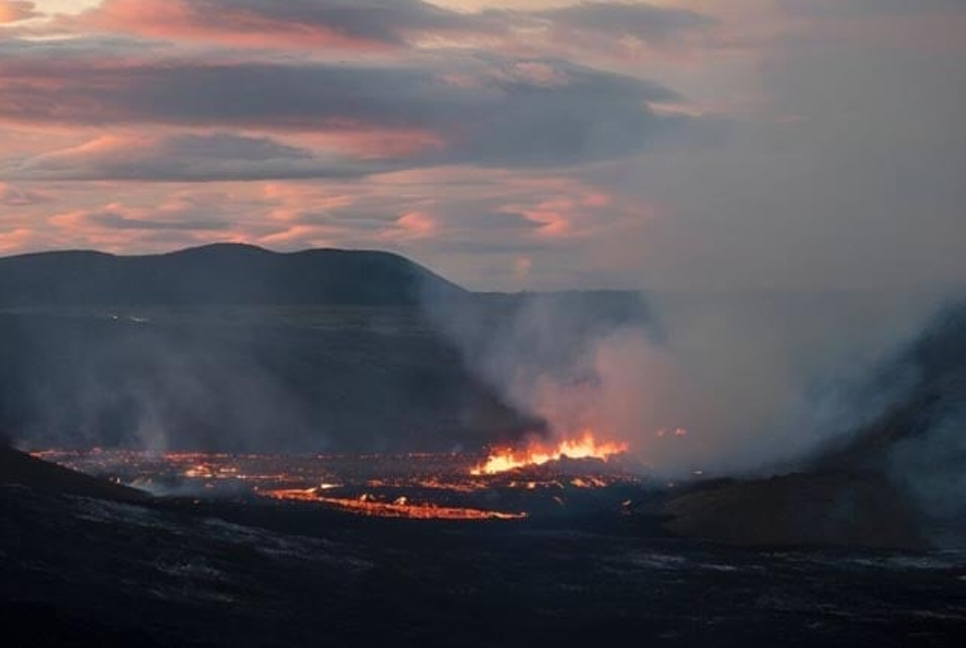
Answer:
470;431;628;476
261;488;526;520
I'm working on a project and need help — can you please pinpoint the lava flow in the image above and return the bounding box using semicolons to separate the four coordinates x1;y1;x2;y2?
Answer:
35;448;635;522
471;430;629;476
262;489;527;520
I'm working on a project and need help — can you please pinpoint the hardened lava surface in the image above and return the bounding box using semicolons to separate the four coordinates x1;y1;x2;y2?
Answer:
2;450;965;647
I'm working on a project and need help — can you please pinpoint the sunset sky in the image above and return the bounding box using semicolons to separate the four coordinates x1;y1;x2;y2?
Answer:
0;1;963;291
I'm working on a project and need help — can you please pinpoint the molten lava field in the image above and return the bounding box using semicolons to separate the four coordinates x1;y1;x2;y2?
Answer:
31;448;647;521
2;450;965;647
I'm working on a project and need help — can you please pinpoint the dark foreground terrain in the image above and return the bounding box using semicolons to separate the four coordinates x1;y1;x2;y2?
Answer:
2;448;965;648
2;246;965;645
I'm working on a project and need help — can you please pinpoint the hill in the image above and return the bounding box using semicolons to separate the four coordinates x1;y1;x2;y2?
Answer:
0;445;146;502
659;300;966;548
0;310;533;452
659;472;925;549
0;244;464;307
0;244;647;453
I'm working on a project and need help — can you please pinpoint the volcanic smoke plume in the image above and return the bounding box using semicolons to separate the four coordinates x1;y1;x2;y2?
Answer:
424;286;951;479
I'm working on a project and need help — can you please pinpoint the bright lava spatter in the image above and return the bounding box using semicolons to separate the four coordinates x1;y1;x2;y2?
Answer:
470;430;628;476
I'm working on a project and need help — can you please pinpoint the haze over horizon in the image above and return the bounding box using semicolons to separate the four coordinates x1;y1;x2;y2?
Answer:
1;0;962;292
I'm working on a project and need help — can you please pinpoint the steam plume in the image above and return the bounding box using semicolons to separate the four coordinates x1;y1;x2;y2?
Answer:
425;286;949;478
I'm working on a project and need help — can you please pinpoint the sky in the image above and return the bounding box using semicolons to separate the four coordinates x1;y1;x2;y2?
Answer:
0;0;963;291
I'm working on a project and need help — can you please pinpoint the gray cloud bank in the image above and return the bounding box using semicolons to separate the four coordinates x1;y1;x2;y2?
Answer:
58;0;716;48
0;42;711;180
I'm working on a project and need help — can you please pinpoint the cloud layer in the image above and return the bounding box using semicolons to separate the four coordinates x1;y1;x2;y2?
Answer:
0;0;963;293
57;0;715;50
0;1;37;24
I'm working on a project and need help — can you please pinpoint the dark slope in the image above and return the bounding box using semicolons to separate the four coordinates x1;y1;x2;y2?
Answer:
661;300;966;549
0;244;519;451
0;244;464;307
3;453;966;648
0;311;532;452
660;472;924;549
0;445;146;502
815;301;966;471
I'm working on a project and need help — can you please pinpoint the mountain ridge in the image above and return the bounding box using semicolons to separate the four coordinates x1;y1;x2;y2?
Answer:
0;243;465;307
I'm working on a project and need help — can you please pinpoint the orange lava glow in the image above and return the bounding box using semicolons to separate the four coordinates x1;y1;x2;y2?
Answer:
470;431;628;476
261;489;527;520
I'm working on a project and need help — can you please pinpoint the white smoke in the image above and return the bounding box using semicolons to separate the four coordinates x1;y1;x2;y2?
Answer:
426;288;946;478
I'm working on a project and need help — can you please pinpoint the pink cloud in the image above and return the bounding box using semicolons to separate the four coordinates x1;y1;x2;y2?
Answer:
39;199;250;253
48;193;239;237
0;1;37;24
9;130;405;181
71;0;395;51
42;0;722;75
515;201;574;238
0;227;44;253
259;224;329;247
380;211;439;242
0;165;661;290
0;182;49;206
513;255;533;285
582;192;614;208
261;183;355;223
497;183;632;240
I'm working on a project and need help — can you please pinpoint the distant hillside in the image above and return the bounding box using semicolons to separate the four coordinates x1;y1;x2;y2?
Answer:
0;244;465;307
0;310;534;453
0;445;146;502
0;244;650;453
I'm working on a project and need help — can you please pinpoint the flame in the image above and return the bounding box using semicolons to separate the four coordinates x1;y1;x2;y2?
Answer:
470;430;628;476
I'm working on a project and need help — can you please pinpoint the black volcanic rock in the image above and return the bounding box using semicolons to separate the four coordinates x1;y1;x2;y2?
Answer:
0;445;146;502
661;472;924;549
0;244;464;307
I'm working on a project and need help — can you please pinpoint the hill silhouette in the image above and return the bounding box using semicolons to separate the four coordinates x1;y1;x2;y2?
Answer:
0;445;146;502
0;310;534;453
0;244;464;307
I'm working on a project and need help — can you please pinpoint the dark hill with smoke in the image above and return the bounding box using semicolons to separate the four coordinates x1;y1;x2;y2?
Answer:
0;244;647;453
0;310;535;452
660;299;966;548
0;244;515;452
0;244;464;307
816;301;966;472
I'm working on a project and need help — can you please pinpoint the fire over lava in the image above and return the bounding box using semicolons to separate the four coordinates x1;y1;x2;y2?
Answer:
470;430;629;476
